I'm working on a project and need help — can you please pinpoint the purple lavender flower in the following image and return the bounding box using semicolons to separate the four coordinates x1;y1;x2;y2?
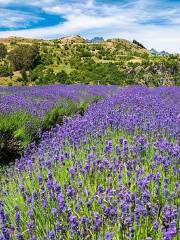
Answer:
17;233;23;240
14;206;20;229
93;212;102;231
105;232;114;240
69;167;76;178
68;215;79;233
55;221;61;233
48;231;55;240
51;208;58;218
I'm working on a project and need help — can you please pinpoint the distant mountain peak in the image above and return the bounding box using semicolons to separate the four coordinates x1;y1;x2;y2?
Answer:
87;37;104;43
159;50;170;56
150;48;169;56
150;48;159;55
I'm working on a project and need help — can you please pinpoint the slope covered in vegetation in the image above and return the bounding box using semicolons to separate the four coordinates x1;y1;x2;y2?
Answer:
0;36;179;86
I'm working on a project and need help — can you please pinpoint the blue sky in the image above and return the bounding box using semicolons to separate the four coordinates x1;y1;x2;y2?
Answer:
0;0;180;52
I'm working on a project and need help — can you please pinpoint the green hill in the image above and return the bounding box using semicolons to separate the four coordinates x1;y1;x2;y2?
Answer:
0;35;179;86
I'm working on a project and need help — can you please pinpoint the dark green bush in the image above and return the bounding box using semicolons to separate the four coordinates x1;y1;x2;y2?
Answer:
0;64;10;77
0;112;40;165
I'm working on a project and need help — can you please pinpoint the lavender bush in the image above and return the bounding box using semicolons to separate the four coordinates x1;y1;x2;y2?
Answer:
0;85;179;239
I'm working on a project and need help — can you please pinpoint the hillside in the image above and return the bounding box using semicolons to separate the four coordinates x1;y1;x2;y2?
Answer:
0;35;179;86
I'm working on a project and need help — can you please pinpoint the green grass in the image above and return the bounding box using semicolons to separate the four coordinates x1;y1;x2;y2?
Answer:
48;64;73;74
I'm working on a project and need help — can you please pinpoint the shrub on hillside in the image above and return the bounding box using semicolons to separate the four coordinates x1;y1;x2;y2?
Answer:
0;43;7;60
8;44;40;71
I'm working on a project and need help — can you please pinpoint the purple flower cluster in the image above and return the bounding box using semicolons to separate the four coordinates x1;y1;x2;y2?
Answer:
0;85;179;239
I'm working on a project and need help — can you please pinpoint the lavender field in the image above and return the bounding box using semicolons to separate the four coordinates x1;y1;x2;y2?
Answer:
0;85;180;240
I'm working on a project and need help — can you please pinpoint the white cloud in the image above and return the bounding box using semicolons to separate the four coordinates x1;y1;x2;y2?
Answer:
0;0;180;53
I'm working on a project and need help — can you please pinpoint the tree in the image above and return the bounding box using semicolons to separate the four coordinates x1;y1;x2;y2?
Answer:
0;64;9;77
0;43;7;60
8;44;40;71
20;69;28;85
0;61;13;77
56;70;68;84
29;64;45;82
43;68;56;84
133;40;146;49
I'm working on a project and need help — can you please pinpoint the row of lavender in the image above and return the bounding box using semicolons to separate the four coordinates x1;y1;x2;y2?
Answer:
0;84;119;163
0;86;180;239
0;85;118;118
